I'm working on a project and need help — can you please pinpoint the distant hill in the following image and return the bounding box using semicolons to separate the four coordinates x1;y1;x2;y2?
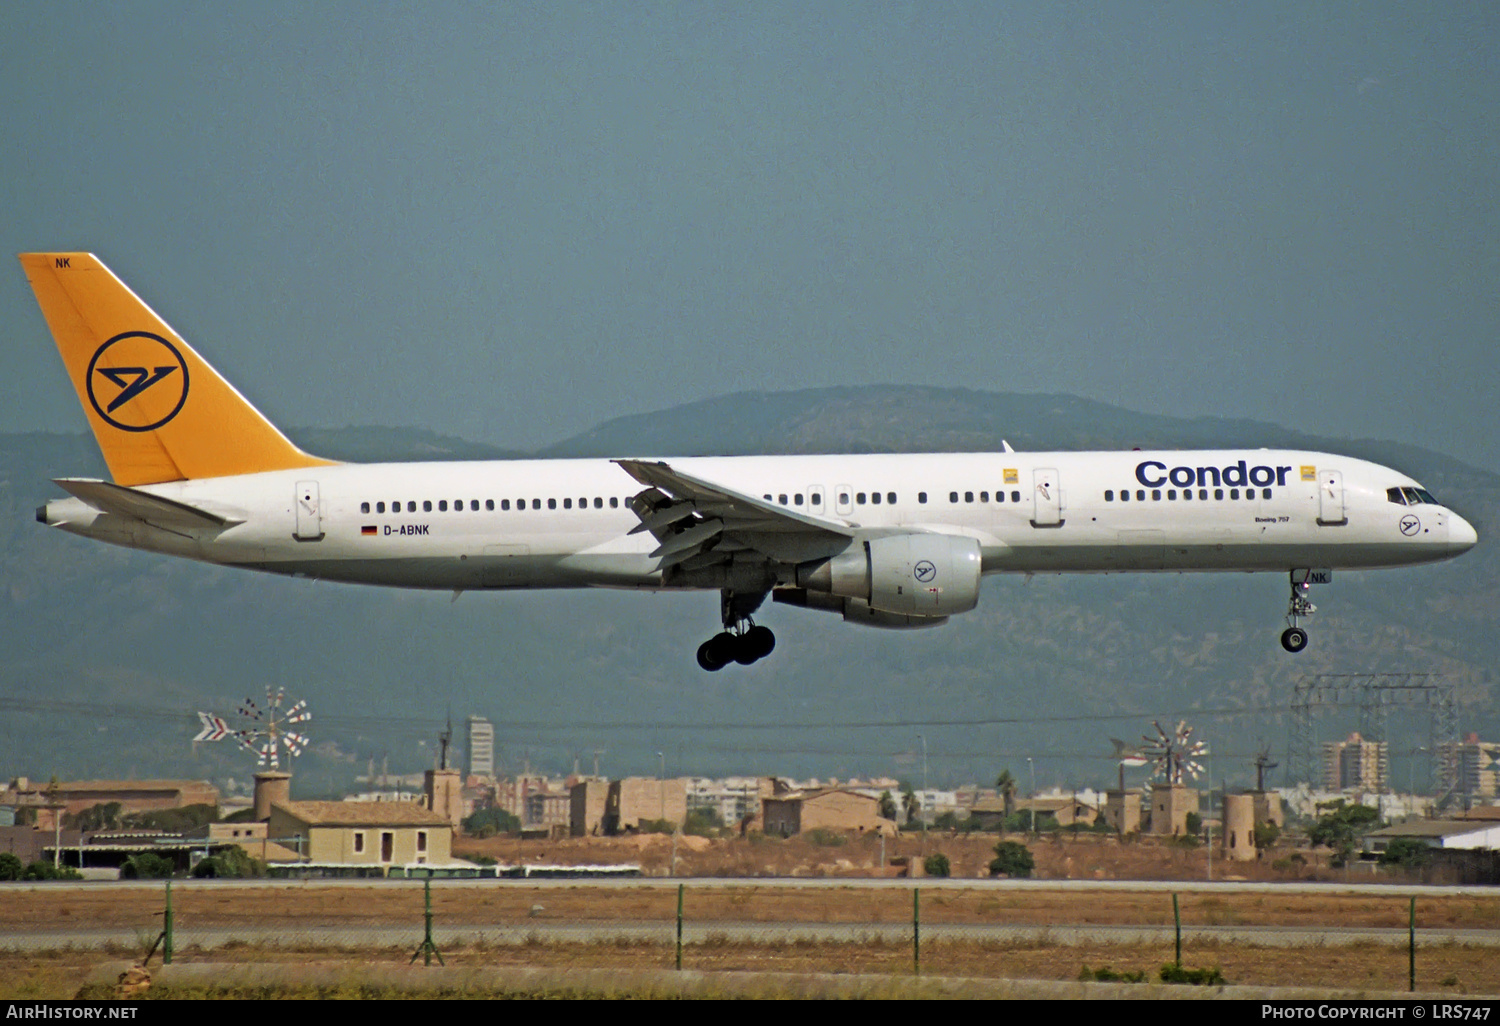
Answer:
2;387;1493;799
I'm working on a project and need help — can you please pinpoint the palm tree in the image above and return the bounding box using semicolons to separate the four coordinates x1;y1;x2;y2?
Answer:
878;790;898;821
996;769;1018;823
902;788;922;828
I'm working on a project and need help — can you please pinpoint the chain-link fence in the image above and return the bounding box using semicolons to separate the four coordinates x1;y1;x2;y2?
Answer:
3;880;1498;992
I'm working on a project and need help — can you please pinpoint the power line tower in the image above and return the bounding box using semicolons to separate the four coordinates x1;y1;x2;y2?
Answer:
1289;674;1457;796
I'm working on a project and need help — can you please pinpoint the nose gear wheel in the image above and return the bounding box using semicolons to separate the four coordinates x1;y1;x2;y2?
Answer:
1281;575;1318;653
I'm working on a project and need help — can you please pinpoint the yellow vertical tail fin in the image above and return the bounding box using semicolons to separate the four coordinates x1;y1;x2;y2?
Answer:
20;253;334;485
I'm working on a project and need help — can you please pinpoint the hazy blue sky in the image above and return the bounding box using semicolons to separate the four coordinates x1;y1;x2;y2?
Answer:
4;3;1497;469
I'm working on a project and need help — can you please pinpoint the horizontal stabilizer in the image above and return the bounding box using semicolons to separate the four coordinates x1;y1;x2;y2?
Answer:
54;477;241;529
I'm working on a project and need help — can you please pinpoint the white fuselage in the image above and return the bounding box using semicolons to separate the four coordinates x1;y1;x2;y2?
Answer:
40;449;1478;592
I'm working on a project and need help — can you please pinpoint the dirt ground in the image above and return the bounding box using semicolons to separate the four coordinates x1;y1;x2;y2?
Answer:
455;828;1410;883
3;834;1497;998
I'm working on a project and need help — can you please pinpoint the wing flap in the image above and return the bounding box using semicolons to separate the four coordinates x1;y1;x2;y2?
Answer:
616;460;854;538
54;477;242;529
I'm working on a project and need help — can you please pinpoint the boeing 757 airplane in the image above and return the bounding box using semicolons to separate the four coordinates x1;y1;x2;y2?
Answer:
22;254;1478;669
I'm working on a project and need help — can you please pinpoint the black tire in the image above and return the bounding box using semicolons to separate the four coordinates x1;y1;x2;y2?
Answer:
1281;627;1309;653
697;639;727;671
745;624;776;660
708;631;739;666
733;634;759;665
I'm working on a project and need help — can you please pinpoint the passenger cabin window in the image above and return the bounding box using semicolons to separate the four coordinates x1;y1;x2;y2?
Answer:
918;492;927;504
949;492;958;503
360;502;370;514
423;500;432;512
856;493;866;505
439;500;447;511
887;492;896;504
1105;490;1114;501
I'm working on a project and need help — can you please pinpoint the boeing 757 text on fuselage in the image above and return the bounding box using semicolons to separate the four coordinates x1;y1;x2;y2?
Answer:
22;254;1477;669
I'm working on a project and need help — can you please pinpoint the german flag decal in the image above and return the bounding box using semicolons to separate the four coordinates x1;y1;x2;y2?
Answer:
361;525;377;536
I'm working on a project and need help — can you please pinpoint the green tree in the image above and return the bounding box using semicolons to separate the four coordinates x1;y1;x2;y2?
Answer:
0;854;23;880
123;804;218;832
119;853;175;879
878;790;898;821
923;853;951;877
1308;801;1381;867
995;769;1018;821
901;789;922;828
23;861;82;881
683;806;725;837
191;846;266;879
461;807;520;838
989;840;1035;878
1253;820;1281;850
1378;837;1434;872
67;802;122;832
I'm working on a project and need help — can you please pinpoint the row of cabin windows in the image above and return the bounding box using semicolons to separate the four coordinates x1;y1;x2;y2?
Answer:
359;497;629;514
762;491;901;506
949;490;1023;504
760;490;1029;508
1105;488;1274;502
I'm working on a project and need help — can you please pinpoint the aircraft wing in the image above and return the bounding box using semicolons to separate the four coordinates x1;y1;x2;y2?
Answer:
614;459;853;570
54;478;243;530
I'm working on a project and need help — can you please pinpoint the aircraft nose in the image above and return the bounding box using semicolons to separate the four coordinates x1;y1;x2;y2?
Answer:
1449;513;1479;554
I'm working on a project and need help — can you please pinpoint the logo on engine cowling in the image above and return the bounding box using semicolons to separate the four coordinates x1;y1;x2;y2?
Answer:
914;560;937;583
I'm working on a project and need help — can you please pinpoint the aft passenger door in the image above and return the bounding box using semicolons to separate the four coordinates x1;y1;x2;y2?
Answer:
1031;468;1063;528
294;481;325;541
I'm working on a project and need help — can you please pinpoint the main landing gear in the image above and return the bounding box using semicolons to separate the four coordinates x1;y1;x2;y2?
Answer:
1281;570;1322;653
697;589;776;671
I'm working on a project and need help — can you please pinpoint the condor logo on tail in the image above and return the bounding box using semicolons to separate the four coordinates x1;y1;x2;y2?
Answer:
85;331;190;432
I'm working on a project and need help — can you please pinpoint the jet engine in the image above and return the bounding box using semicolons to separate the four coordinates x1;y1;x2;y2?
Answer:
794;534;983;617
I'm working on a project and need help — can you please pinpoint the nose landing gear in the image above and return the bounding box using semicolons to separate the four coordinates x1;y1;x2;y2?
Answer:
697;588;776;671
1281;570;1327;653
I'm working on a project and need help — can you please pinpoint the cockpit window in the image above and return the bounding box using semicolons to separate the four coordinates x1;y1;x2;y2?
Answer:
1393;486;1442;506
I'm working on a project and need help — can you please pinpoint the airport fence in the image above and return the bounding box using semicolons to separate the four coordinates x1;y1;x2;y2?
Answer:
3;878;1499;992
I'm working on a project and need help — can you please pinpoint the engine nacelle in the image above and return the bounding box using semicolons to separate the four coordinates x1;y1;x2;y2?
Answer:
771;588;949;629
796;533;983;617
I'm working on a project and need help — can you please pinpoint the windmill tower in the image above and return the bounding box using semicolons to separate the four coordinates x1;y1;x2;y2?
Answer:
194;687;311;821
1104;737;1149;834
424;716;464;830
1249;743;1285;829
1142;720;1206;836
